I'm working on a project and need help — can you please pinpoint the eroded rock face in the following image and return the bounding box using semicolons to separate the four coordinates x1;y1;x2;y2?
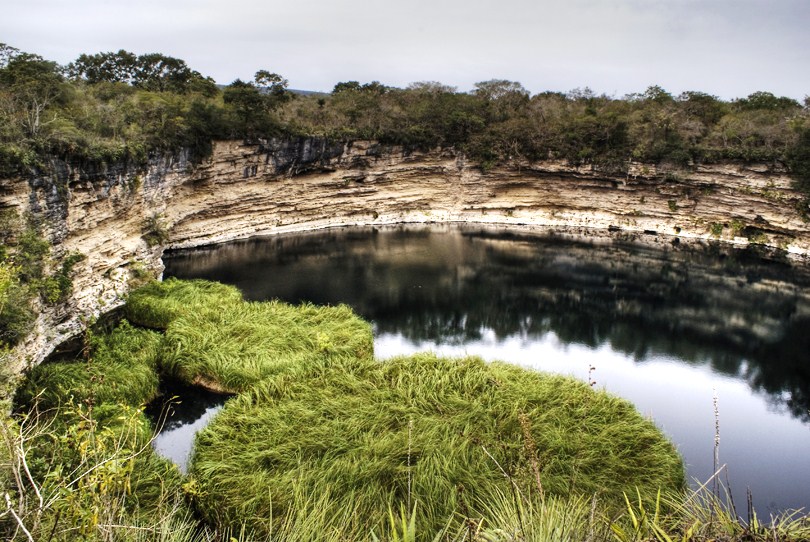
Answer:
165;141;809;252
1;138;808;375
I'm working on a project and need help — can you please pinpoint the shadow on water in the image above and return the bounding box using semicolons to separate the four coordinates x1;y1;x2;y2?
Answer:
161;225;810;512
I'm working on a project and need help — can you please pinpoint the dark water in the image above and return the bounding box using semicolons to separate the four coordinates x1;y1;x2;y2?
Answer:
159;225;810;513
146;381;230;472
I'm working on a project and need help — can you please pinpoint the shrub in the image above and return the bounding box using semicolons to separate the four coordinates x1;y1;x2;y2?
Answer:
787;127;810;195
0;262;34;348
142;213;170;247
1;400;188;542
38;252;85;304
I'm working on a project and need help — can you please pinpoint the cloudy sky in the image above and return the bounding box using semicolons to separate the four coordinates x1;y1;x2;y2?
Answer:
2;0;808;100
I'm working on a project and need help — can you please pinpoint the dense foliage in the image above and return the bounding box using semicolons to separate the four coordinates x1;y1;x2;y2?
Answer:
1;43;809;180
0;210;83;351
2;42;808;351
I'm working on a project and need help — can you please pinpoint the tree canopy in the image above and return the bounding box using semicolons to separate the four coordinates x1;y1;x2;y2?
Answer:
67;50;217;94
0;43;808;183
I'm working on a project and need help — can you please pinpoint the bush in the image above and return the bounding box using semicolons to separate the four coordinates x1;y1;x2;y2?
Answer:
0;262;34;348
788;127;810;195
1;400;189;541
142;213;170;247
38;252;85;304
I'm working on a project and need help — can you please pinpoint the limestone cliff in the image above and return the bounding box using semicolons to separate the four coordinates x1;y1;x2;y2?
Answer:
1;138;808;375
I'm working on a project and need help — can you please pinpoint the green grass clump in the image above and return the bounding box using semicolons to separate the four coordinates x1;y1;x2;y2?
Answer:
190;353;685;538
124;278;244;330
2;400;189;541
160;299;374;392
15;320;163;411
7;316;189;541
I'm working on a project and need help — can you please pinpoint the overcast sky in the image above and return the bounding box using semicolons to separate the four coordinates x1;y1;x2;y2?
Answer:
2;0;808;100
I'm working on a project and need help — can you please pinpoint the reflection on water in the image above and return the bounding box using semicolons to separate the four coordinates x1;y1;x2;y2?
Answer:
162;225;810;512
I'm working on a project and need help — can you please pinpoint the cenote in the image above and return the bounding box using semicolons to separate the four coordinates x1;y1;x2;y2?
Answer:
158;225;810;514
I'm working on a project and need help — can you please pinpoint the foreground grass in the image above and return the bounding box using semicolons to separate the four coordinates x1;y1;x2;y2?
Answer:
1;403;193;542
5;317;187;541
15;320;163;410
190;353;685;538
4;278;808;541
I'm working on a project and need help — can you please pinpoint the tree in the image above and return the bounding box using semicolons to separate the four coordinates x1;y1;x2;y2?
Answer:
359;81;389;95
68;51;211;94
567;87;596;101
0;52;65;138
133;53;197;93
332;80;388;95
254;70;286;91
254;70;292;108
734;91;801;111
641;85;674;104
473;79;529;102
0;42;21;69
67;50;138;84
327;81;392;137
407;81;457;94
678;91;726;125
223;79;273;137
332;81;361;94
473;79;529;122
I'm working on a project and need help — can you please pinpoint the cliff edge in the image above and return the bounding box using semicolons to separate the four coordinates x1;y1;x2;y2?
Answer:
1;138;808;378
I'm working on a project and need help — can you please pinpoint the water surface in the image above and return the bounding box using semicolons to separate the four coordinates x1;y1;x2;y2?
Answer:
146;381;230;472
160;225;810;513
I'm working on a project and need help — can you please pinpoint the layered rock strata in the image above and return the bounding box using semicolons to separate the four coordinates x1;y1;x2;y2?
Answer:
1;138;808;374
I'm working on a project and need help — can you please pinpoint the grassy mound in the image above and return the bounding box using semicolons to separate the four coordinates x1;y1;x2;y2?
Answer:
124;277;244;330
9;319;187;540
190;353;685;537
123;278;374;392
160;298;374;392
15;320;163;411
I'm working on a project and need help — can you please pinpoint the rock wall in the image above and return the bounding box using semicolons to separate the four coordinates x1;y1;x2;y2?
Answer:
167;140;810;252
2;138;808;375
